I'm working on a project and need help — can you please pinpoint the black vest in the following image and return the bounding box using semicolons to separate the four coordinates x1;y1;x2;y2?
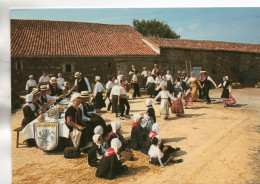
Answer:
77;77;89;93
65;106;83;129
49;83;62;96
204;76;211;89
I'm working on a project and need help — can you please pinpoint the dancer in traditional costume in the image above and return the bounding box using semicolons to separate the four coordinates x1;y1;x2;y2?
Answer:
95;138;128;180
88;134;107;167
141;99;156;132
104;76;115;112
119;80;130;120
151;64;159;77
131;114;149;151
117;71;123;82
146;72;155;98
148;136;182;167
171;82;184;117
71;72;91;93
129;65;136;75
218;76;236;107
25;75;37;94
110;79;120;117
108;122;130;151
181;71;188;92
93;76;106;110
175;71;182;84
183;81;193;109
198;72;204;99
141;67;148;89
201;71;218;104
153;85;176;119
188;72;203;102
165;70;174;93
131;70;140;98
154;72;162;103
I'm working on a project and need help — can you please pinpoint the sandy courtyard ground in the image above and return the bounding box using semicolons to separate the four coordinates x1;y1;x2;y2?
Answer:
12;88;260;184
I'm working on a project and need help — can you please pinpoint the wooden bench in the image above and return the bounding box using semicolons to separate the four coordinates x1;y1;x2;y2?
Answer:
13;127;27;148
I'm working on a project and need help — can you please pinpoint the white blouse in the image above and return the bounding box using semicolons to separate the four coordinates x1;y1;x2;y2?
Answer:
141;71;148;77
25;80;37;90
57;77;65;86
155;77;162;84
39;76;50;83
218;81;231;92
106;81;114;90
132;75;138;82
93;82;106;97
148;144;164;167
154;90;176;101
109;85;120;100
165;74;173;82
146;76;155;85
156;81;167;90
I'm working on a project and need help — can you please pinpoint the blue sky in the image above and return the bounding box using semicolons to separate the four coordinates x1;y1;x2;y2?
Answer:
10;8;260;44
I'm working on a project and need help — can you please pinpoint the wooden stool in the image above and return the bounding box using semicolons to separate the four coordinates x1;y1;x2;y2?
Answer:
13;127;27;148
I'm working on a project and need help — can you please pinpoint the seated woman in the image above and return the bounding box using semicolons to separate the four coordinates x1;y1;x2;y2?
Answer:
131;114;149;152
141;98;156;132
108;121;130;151
149;123;180;155
148;135;182;168
96;138;128;180
65;93;93;149
88;134;107;167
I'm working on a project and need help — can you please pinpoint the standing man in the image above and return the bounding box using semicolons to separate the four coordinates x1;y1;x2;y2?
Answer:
141;67;148;89
104;75;115;113
110;79;120;117
119;80;130;120
181;71;188;92
71;72;91;93
199;71;204;99
201;71;218;104
151;64;159;77
57;73;65;86
26;75;37;94
38;71;50;87
129;65;136;75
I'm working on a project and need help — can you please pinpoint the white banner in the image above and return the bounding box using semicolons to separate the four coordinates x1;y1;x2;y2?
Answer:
34;122;59;151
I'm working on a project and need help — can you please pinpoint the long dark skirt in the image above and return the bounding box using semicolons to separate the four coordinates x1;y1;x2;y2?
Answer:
95;92;106;109
147;83;155;96
221;88;229;98
166;81;173;93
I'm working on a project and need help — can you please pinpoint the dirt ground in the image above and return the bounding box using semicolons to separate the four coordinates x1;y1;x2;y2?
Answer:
12;88;260;184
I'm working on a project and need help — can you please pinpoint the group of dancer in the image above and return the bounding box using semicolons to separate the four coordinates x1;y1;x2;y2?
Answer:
22;64;236;179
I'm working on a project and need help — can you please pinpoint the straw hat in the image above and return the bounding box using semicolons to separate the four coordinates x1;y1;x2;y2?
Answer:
40;85;48;91
74;72;81;78
50;77;57;83
30;88;40;95
80;91;89;98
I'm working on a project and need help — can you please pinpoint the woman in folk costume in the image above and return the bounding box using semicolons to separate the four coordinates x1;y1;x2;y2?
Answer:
25;75;37;94
153;85;176;119
95;138;128;180
165;70;174;93
149;123;180;156
108;121;130;151
183;81;193;109
154;72;163;103
148;136;182;168
188;72;203;102
109;79;120;117
131;114;149;151
88;134;107;167
218;76;236;107
93;76;106;110
141;98;156;132
171;82;184;117
65;93;93;149
146;72;155;98
79;91;109;135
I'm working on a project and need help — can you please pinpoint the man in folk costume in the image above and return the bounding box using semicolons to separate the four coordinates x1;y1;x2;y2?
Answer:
79;91;109;134
37;85;62;110
131;70;141;98
141;67;148;89
201;71;218;104
104;75;115;113
153;85;177;119
49;77;66;96
38;71;50;87
71;72;91;93
118;80;130;120
151;64;160;77
165;70;174;93
175;71;182;84
198;71;205;99
181;71;188;92
129;65;136;75
154;72;163;103
109;79;120;117
218;76;236;107
146;72;155;98
65;93;92;150
25;75;37;94
92;76;106;110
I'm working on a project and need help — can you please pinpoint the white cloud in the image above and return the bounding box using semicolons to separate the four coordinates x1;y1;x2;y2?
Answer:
176;27;184;33
189;23;200;29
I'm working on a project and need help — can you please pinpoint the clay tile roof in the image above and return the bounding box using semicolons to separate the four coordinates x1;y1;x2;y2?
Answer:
146;37;260;54
11;19;158;57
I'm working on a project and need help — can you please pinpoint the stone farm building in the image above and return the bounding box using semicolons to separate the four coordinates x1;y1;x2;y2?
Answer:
11;19;260;92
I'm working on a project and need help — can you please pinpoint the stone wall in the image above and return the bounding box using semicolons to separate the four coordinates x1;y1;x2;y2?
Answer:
160;48;260;86
11;56;159;93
